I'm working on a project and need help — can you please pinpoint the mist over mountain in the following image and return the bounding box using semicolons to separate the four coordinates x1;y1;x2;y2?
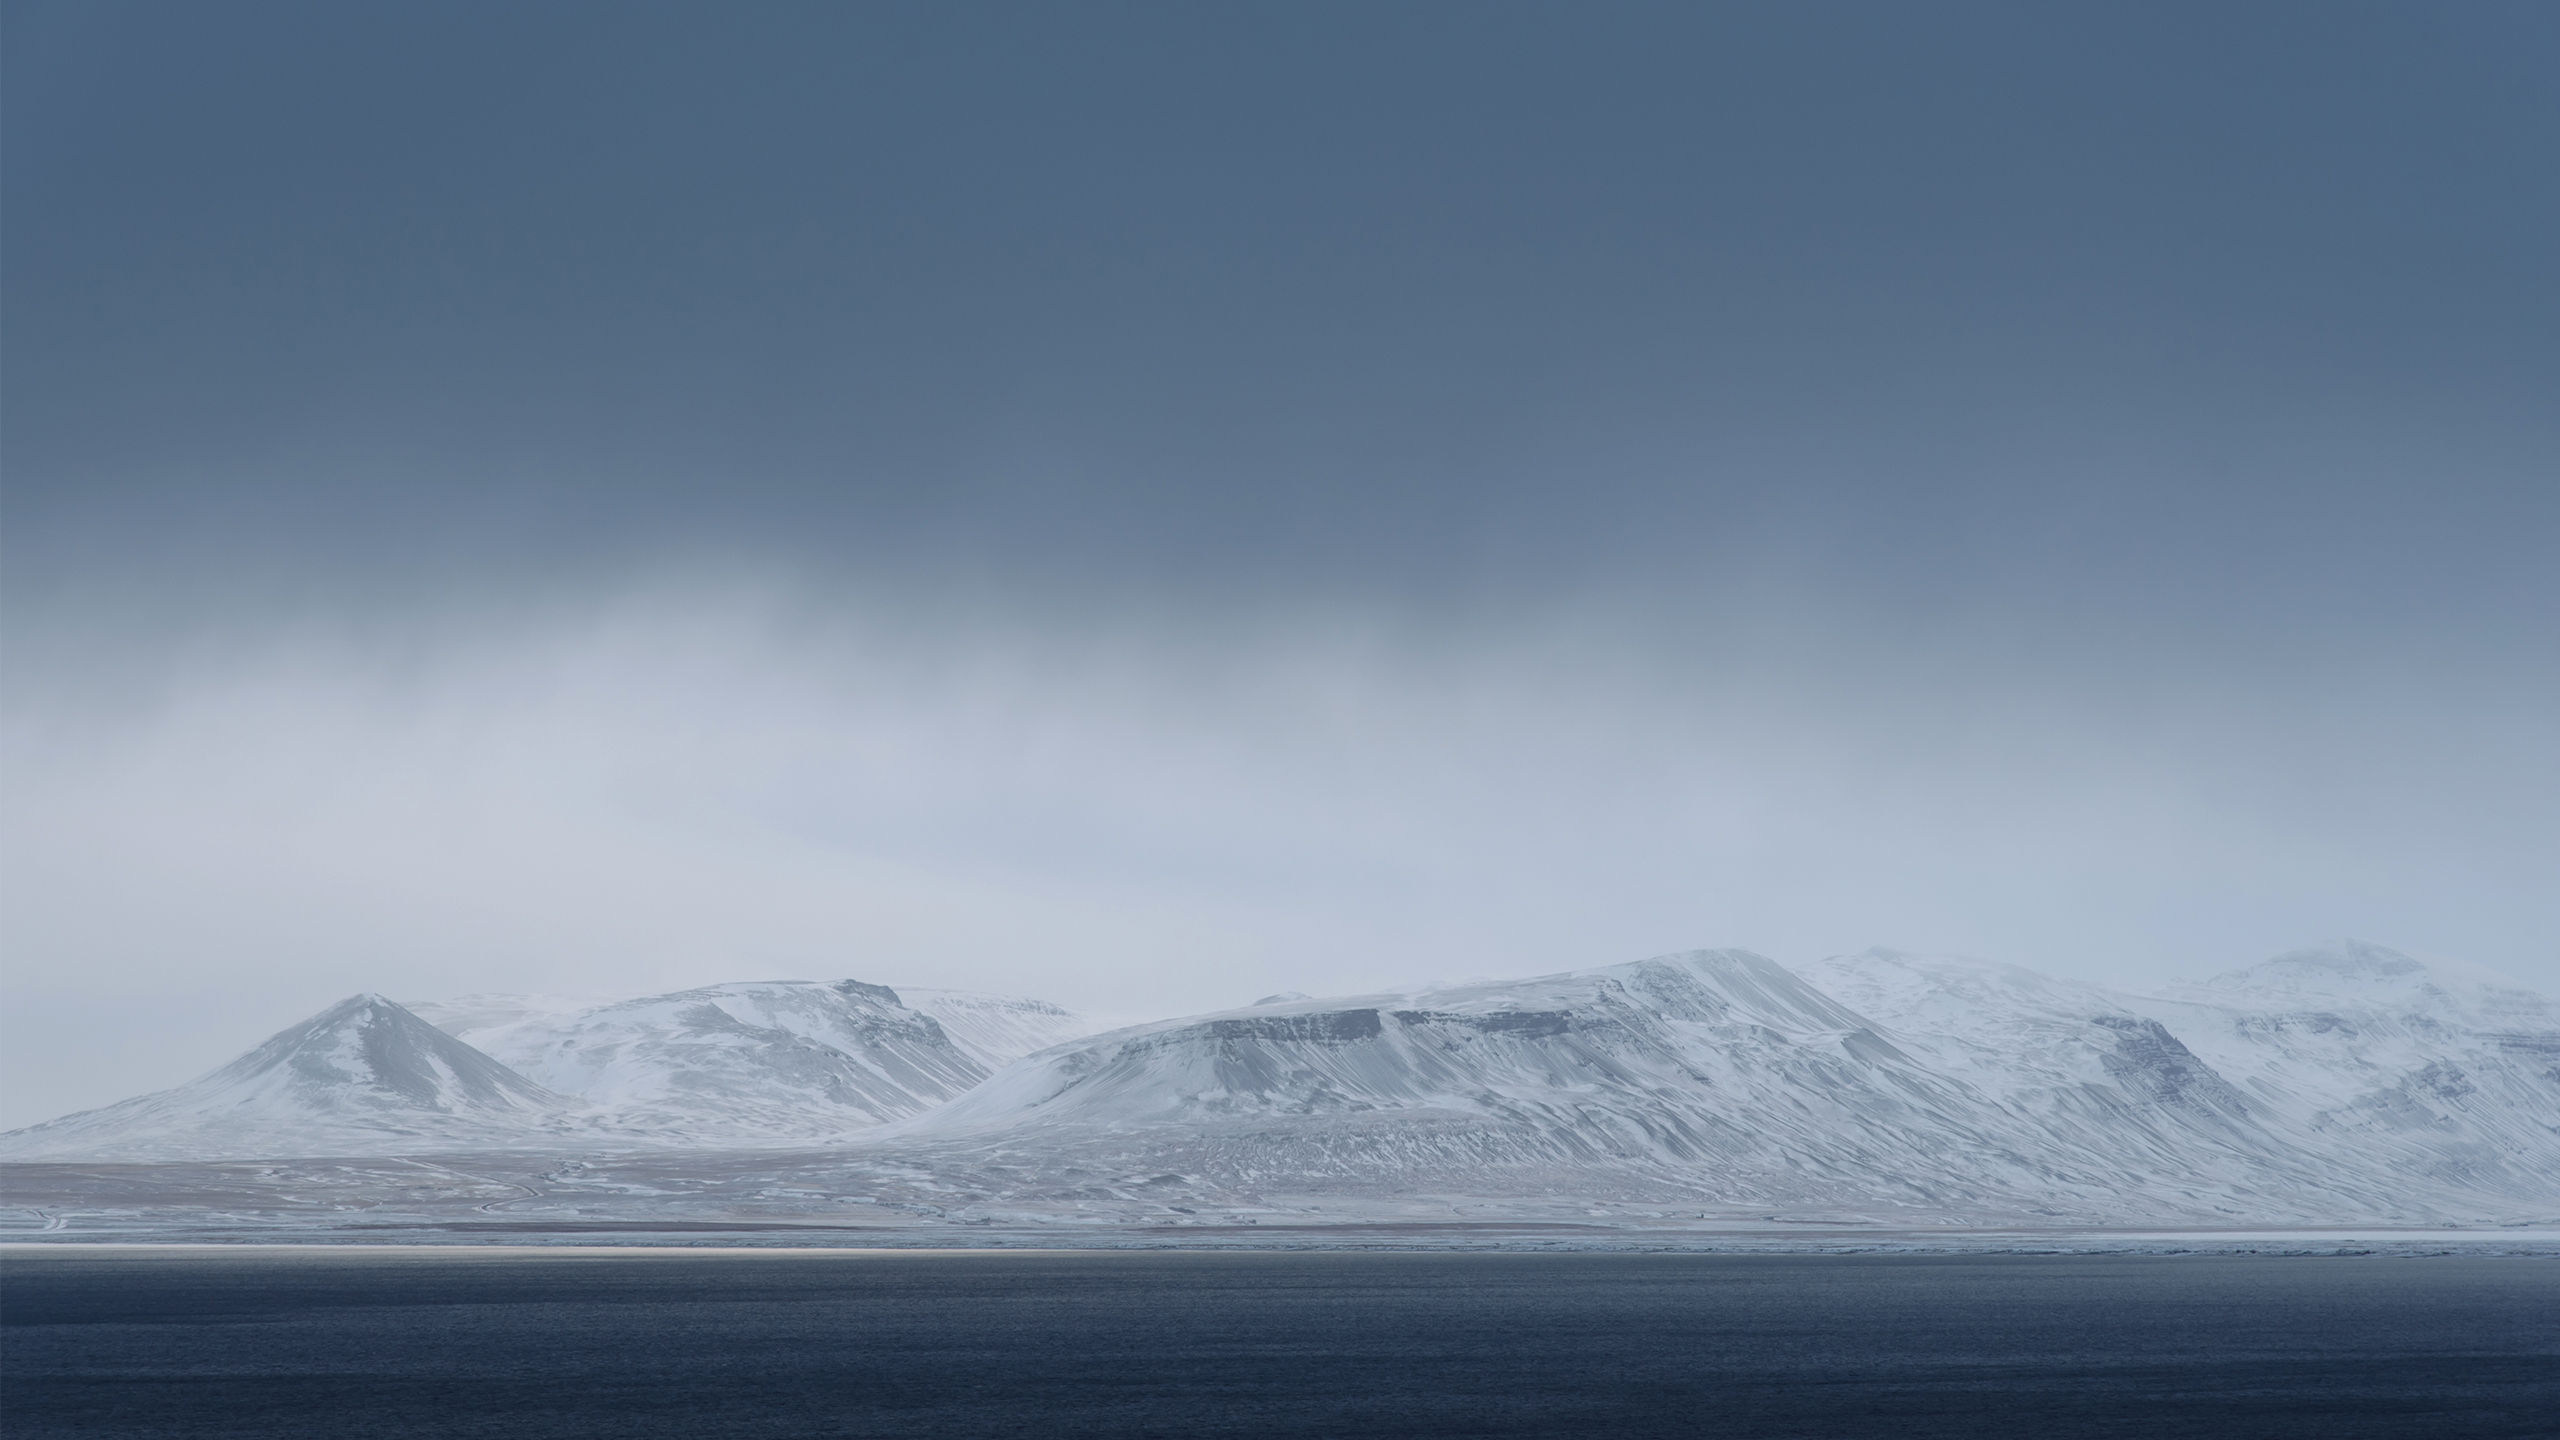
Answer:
7;942;2551;1232
890;988;1113;1070
875;944;2555;1226
6;3;2554;1133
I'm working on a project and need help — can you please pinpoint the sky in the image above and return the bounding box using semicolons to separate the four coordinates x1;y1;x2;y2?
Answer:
4;0;2555;1127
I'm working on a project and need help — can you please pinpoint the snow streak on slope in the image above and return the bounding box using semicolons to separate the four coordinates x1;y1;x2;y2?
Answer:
886;950;2434;1224
1793;944;2560;1219
0;995;577;1161
2124;940;2560;1208
1791;948;2258;1124
7;944;2552;1228
423;980;989;1141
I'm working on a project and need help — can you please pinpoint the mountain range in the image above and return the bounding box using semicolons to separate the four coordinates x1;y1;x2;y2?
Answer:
5;941;2554;1228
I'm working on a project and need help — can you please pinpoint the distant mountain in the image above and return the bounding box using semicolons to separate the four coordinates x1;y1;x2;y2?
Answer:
895;951;2247;1222
0;995;575;1161
891;988;1112;1069
1791;947;2262;1131
8;945;2553;1230
887;947;2556;1224
416;980;991;1142
2124;940;2560;1207
1785;943;2560;1218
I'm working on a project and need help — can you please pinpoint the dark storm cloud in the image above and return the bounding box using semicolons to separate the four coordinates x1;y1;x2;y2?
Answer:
4;2;2555;1126
9;0;2552;625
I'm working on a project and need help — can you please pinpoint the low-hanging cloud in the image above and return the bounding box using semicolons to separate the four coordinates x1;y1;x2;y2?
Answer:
7;568;2549;1127
5;2;2554;1126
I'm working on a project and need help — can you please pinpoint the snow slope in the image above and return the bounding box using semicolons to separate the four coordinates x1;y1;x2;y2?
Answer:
2122;940;2560;1206
891;988;1113;1069
418;980;989;1142
885;949;2446;1223
1790;947;2259;1125
0;995;577;1161
1789;943;2560;1218
8;943;2550;1228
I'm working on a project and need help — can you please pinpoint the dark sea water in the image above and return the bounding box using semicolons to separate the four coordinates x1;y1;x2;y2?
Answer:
4;1248;2554;1438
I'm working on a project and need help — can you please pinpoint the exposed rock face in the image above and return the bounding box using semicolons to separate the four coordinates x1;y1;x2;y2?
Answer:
2087;1015;2255;1117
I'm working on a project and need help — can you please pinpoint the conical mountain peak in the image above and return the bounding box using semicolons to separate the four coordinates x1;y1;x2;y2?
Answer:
0;993;569;1161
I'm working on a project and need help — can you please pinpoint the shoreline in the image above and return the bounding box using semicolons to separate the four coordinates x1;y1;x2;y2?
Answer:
11;1225;2560;1257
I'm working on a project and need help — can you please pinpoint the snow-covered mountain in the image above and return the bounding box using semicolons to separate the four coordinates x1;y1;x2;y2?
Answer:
1782;943;2560;1218
0;979;1102;1161
1790;947;2262;1129
891;988;1112;1069
883;950;2390;1223
2122;940;2560;1206
877;946;2558;1224
6;943;2551;1229
0;994;577;1161
412;980;991;1141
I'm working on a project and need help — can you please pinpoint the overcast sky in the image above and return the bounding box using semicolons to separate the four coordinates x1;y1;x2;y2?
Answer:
5;0;2554;1127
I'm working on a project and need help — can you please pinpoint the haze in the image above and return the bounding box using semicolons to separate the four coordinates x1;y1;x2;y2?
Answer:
4;0;2553;1129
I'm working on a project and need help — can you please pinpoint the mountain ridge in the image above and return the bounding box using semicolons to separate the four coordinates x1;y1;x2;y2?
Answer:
6;942;2553;1228
414;979;996;1142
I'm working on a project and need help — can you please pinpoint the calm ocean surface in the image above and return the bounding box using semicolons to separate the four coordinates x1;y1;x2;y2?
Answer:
5;1248;2554;1438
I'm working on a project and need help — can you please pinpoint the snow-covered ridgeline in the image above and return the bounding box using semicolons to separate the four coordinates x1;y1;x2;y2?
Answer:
415;980;990;1141
2122;942;2560;1203
0;979;1105;1160
885;946;2558;1223
3;941;2552;1228
1776;942;2560;1216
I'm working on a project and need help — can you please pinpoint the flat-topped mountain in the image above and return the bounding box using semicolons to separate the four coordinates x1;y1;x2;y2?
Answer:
886;948;2495;1223
917;949;1897;1132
